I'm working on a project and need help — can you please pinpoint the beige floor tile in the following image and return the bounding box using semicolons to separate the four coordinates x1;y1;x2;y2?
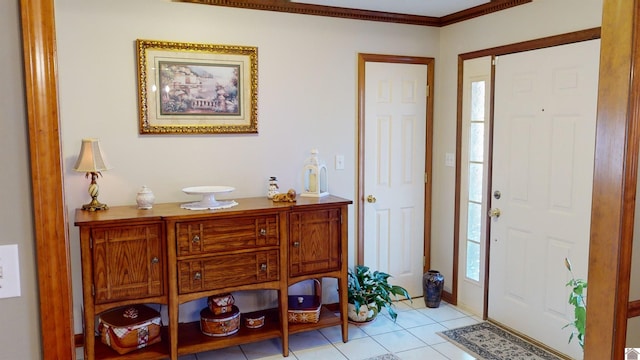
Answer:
372;329;426;353
396;345;450;360
333;336;389;360
292;343;348;360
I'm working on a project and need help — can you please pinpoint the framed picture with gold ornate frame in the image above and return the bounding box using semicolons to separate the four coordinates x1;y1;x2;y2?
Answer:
136;39;258;134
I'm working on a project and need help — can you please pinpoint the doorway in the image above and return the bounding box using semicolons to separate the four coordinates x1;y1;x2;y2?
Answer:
488;39;599;359
357;54;434;297
455;30;601;359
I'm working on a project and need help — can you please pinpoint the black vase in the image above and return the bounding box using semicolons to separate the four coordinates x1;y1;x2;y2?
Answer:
423;270;444;308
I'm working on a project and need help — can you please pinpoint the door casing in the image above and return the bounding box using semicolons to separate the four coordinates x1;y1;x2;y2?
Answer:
453;28;601;317
356;53;434;290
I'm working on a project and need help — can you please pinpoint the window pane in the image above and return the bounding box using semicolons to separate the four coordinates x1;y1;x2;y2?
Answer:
468;163;483;203
471;81;485;121
469;122;484;162
466;241;480;281
467;202;481;242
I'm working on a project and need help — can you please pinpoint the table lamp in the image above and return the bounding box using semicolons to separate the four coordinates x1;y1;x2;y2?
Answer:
73;138;111;211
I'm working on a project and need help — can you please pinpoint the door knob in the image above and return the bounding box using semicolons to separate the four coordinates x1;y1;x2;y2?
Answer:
488;208;501;218
366;195;377;203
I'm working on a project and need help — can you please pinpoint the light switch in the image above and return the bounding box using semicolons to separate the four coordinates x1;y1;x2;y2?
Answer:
0;244;21;299
445;152;455;167
335;155;345;170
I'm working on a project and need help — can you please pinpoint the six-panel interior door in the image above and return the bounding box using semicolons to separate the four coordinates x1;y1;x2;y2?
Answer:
488;39;600;359
363;61;428;296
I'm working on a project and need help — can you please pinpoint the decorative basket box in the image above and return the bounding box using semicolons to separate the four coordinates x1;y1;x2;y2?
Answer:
288;279;321;324
200;305;241;337
98;305;161;355
244;313;265;329
207;293;235;315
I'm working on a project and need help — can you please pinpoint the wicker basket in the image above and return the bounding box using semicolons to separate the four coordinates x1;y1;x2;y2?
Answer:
288;279;322;323
244;314;265;329
200;305;240;337
207;293;235;315
98;305;161;355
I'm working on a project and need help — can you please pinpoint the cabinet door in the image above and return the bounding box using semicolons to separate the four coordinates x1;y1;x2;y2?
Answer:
289;208;341;277
92;223;163;304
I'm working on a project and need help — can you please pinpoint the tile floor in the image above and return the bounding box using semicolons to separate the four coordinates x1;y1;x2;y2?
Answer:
78;298;482;360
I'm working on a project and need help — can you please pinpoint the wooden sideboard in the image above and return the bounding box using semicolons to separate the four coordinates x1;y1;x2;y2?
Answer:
75;195;351;360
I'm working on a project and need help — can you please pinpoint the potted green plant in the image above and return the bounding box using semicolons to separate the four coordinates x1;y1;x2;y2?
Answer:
563;258;587;350
347;265;411;323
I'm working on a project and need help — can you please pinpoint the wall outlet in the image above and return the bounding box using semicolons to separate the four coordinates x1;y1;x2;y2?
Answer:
0;244;21;299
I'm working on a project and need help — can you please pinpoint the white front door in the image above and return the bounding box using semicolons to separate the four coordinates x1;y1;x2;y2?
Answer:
363;61;428;296
488;39;599;359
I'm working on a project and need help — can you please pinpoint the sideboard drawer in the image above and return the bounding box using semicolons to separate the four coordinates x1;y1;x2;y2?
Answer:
178;250;279;294
176;215;279;256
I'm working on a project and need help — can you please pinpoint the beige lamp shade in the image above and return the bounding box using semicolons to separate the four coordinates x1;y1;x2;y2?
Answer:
73;138;111;173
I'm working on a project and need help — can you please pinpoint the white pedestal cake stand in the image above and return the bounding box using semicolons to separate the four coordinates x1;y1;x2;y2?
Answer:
180;186;238;210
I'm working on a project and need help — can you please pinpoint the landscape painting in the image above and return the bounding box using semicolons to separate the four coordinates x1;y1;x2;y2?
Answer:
137;39;258;134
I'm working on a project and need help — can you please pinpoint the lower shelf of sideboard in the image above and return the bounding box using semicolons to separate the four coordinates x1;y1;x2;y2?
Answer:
178;306;344;355
92;306;344;359
177;308;281;355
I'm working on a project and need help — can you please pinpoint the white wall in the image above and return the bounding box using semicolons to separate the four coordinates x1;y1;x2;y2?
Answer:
431;0;603;295
54;0;439;331
0;1;42;358
55;0;606;335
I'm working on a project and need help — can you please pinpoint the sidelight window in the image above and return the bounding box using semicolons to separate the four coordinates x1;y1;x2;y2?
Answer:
465;80;487;282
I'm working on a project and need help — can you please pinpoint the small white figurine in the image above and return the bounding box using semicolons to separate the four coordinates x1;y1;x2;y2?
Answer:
267;176;279;199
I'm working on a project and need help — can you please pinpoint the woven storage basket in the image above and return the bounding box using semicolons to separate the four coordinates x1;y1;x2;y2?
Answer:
288;279;322;323
98;305;161;355
200;305;240;337
207;293;235;315
244;313;265;329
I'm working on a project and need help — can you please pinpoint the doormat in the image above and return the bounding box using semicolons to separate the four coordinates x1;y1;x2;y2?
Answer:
438;322;563;360
364;354;401;360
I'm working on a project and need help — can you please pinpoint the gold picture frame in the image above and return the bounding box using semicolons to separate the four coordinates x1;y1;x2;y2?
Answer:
136;39;258;134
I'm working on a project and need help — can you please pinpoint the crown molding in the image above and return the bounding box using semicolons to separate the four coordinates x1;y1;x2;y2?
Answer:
176;0;532;27
440;0;532;26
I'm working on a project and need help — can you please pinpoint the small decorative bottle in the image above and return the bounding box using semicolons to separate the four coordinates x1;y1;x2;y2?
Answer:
136;185;155;210
267;177;279;199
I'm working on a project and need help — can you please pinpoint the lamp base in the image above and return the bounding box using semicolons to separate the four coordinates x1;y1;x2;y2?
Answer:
81;199;108;211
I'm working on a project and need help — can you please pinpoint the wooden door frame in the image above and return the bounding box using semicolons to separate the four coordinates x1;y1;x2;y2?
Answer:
584;1;640;358
356;54;435;286
20;0;75;358
18;0;640;358
453;28;601;315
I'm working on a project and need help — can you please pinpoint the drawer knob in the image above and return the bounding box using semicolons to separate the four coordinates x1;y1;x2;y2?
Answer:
293;241;300;248
260;228;267;236
192;235;200;243
151;257;159;264
260;263;267;271
194;272;201;280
